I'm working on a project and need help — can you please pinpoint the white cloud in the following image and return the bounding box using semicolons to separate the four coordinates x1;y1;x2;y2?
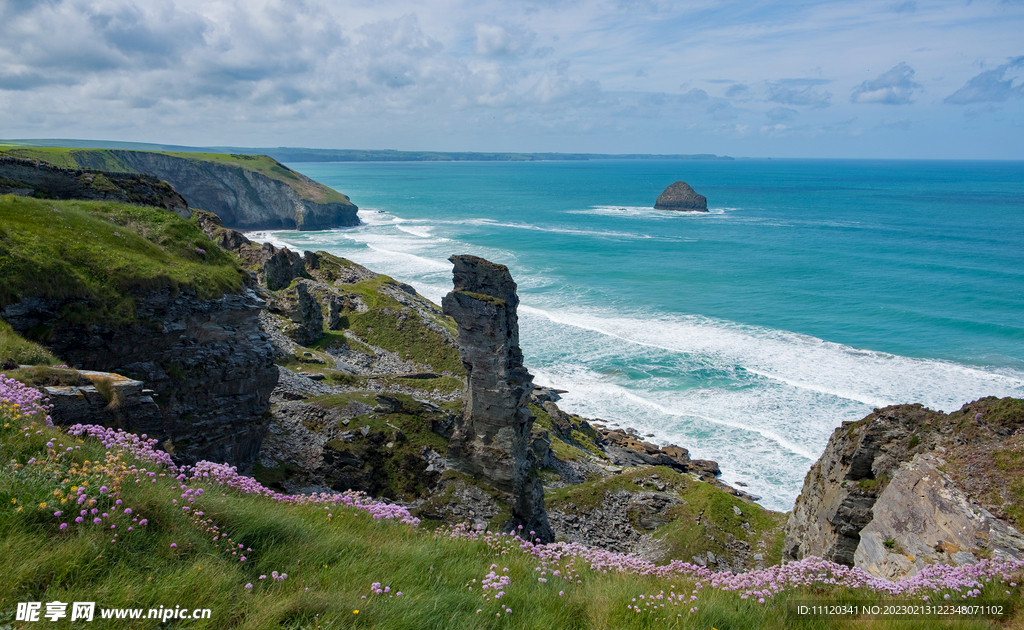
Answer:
850;62;920;104
945;57;1024;104
474;23;535;57
0;0;1021;157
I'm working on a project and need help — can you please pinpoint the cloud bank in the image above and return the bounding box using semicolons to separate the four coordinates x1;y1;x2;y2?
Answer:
1;0;1022;158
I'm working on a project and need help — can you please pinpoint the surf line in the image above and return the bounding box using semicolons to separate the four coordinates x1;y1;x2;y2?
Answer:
574;385;821;462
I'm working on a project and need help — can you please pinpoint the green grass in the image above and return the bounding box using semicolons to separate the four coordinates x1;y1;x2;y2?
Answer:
2;365;90;387
0;320;61;366
337;283;463;376
0;195;245;326
1;409;1021;630
546;467;788;569
530;403;606;462
0;148;353;206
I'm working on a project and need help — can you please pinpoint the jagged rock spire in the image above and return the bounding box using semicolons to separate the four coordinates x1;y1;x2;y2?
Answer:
442;255;553;542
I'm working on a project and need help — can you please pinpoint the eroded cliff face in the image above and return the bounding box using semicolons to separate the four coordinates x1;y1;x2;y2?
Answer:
2;289;278;469
784;398;1024;578
82;151;358;231
441;255;554;542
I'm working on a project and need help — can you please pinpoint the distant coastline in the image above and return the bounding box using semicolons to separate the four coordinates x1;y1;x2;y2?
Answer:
0;138;733;163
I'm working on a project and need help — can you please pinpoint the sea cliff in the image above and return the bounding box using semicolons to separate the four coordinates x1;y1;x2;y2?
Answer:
0;148;358;231
783;398;1024;578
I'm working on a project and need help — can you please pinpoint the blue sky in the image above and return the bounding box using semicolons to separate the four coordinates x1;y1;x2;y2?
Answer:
1;0;1022;158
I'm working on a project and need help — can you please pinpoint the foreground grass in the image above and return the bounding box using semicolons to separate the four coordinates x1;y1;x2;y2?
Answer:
1;406;1021;629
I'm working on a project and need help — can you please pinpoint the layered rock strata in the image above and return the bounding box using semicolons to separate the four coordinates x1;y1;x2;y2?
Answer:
654;181;708;212
441;255;554;542
83;150;358;230
2;289;277;468
37;369;161;429
783;398;1024;578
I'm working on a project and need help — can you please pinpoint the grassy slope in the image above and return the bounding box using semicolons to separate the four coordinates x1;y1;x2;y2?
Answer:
0;320;60;366
2;412;1020;630
298;268;463;376
0;195;245;326
0;147;352;206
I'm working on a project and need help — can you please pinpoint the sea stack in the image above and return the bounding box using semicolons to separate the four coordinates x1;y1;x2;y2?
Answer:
441;255;554;542
654;181;708;212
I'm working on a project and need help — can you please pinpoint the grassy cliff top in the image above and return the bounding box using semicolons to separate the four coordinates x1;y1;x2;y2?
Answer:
0;195;246;324
2;398;1021;629
0;147;352;206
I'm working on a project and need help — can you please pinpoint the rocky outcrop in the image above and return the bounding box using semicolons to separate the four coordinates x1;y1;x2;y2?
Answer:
268;280;325;346
549;490;682;555
784;398;1024;578
37;369;162;429
2;289;278;469
441;255;554;542
854;453;1024;579
594;424;756;501
0;155;190;218
77;150;358;231
654;181;708;212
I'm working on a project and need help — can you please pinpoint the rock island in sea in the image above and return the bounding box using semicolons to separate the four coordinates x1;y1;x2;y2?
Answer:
654;180;708;212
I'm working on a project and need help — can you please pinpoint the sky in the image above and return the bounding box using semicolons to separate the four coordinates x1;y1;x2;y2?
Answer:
1;0;1023;158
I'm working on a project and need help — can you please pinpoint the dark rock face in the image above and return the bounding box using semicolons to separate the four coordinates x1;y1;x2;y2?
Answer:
268;280;325;347
261;245;307;291
83;150;358;231
549;490;682;555
654;181;708;212
0;155;190;218
441;255;554;542
2;289;278;469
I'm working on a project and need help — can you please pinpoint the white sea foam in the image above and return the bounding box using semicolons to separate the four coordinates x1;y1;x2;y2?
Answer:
522;305;1023;412
571;205;729;218
395;224;439;238
256;212;1024;512
520;303;1024;510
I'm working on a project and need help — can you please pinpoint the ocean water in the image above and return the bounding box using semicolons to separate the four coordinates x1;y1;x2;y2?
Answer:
254;159;1024;511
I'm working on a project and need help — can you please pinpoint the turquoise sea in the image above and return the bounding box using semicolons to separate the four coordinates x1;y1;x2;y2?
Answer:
254;159;1024;511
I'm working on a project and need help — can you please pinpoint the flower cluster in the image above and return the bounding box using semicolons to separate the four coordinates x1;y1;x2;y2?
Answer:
444;523;1023;611
627;587;695;619
1;373;53;426
180;460;419;524
361;581;402;600
481;565;511;601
